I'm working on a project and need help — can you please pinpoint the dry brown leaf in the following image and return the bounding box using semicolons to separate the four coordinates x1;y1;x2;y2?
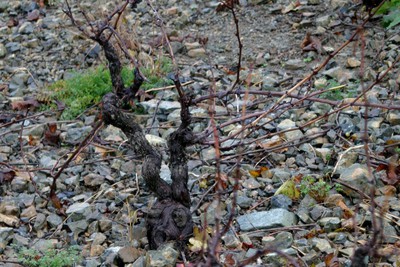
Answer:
249;166;269;178
376;155;400;185
28;135;37;146
0;168;16;184
50;191;63;210
43;123;61;146
325;253;340;267
301;32;323;54
11;99;40;111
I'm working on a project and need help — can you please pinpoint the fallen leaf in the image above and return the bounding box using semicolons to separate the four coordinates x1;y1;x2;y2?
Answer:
11;99;40;111
43;123;61;146
325;253;340;267
189;226;211;252
50;191;63;210
249;166;269;178
301;32;323;54
0;168;16;184
28;135;37;146
377;155;400;185
0;213;20;227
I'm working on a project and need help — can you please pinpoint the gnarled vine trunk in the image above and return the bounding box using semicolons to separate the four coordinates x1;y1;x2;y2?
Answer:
64;0;194;249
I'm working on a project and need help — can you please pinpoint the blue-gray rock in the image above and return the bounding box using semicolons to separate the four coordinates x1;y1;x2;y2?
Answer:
146;243;179;267
270;194;292;210
117;246;141;263
318;217;341;232
85;258;101;267
5;42;21;53
18;22;35;34
383;223;398;243
33;213;47;231
63;126;92;144
262;231;293;249
222;231;241;248
47;213;63;229
311;238;332;252
66;220;88;238
338;163;371;197
66;202;91;221
0;227;14;250
296;207;314;223
236;208;297;231
310;204;333;221
236;195;253;209
10;177;28;193
83;173;105;187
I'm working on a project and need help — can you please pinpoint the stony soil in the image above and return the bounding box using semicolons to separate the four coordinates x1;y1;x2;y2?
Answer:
0;0;399;266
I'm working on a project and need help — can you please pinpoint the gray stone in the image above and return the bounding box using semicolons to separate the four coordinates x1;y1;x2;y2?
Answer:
24;124;45;138
236;195;253;209
311;238;332;252
272;169;291;181
270;194;292;210
285;59;306;70
20;205;37;220
310;204;333;221
387;112;400;125
302;249;319;265
201;147;216;161
62;126;92;144
296;207;314;223
139;99;180;113
85;258;101;267
347;57;361;68
338;164;372;197
222;231;241;248
83;173;105;187
383;223;398;243
18;22;35;34
5;42;21;53
262;75;279;90
117;246;141;263
0;43;6;58
262;231;293;249
32;239;58;252
66;202;91;221
277;119;296;130
10;72;29;89
0;227;14;250
66;220;88;237
318;217;341;232
0;2;9;12
146;243;179;267
316;15;330;27
10;177;28;193
33;213;47;231
242;178;261;189
99;219;112;232
47;213;63;228
236;208;297;231
200;200;226;225
91;232;107;245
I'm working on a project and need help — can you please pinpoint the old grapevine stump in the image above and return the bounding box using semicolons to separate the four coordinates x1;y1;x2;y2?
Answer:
101;93;193;249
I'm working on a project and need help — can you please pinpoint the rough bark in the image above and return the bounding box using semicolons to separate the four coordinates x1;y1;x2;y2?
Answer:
65;0;193;249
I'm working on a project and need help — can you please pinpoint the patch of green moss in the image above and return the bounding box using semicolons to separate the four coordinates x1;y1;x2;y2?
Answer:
46;57;173;119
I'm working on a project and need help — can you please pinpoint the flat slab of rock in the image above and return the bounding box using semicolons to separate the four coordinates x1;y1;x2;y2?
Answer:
236;208;297;231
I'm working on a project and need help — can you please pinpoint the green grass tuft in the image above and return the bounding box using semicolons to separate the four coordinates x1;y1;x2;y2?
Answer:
14;245;82;267
46;57;173;120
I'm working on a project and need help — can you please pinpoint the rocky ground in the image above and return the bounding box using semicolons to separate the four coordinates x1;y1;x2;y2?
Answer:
0;0;400;266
